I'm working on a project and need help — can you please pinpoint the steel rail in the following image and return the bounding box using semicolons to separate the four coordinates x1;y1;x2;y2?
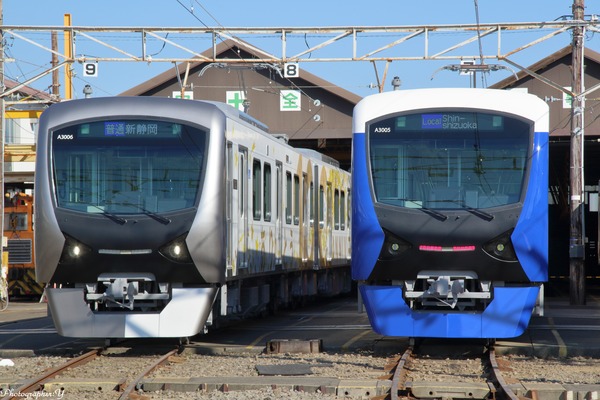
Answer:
117;347;181;400
488;346;522;400
390;345;413;400
1;348;102;400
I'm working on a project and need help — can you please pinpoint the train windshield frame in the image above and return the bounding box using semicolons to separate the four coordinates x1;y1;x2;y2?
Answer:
367;110;532;210
51;119;208;215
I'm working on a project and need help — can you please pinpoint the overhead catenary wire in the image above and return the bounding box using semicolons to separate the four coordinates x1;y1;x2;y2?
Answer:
473;0;488;87
174;0;325;116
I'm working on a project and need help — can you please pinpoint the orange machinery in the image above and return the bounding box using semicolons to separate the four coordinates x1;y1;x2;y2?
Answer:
3;192;43;297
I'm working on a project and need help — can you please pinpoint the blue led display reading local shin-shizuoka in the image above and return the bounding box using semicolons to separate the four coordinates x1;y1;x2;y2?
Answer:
422;113;469;130
382;112;504;133
420;113;503;130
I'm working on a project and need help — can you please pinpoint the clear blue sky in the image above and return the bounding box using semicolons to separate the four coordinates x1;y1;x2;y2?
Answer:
3;0;599;98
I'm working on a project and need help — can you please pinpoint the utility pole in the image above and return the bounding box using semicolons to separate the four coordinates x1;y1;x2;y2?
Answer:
0;0;5;274
63;14;72;100
51;32;60;98
570;0;586;305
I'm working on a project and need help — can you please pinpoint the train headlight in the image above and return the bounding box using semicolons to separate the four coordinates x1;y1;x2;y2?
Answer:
159;234;193;264
379;230;412;260
483;230;517;262
59;234;92;264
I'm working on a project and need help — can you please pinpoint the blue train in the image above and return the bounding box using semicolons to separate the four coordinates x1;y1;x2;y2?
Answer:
352;88;549;338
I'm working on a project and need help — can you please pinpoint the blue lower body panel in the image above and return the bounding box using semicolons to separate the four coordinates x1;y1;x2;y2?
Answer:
360;285;539;338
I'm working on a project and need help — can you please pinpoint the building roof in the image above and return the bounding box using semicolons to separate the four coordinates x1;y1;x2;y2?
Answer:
120;39;362;105
491;46;600;89
5;78;55;102
489;45;600;137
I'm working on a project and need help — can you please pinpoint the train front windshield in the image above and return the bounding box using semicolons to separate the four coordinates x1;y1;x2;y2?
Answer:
52;120;207;214
368;111;531;210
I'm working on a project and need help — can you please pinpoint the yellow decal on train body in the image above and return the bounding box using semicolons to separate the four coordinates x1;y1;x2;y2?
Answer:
318;165;330;267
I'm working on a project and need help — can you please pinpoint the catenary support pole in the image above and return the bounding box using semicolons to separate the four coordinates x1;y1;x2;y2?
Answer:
1;0;5;269
569;0;586;305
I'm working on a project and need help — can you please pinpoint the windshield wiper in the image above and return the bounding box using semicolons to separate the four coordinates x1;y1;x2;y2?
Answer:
119;202;172;225
419;207;448;222
454;201;494;221
401;199;448;222
88;205;127;225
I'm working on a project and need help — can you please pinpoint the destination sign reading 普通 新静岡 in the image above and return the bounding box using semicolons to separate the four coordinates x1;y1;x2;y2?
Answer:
71;120;183;138
104;121;160;137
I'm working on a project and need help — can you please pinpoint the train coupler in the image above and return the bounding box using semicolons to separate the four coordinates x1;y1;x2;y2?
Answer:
403;274;492;311
85;273;170;311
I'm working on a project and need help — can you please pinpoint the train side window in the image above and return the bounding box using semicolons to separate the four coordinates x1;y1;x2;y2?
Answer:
334;189;340;230
302;174;308;228
347;190;351;230
239;152;245;217
252;159;262;221
264;163;272;222
276;163;282;224
340;190;346;231
309;181;314;227
286;172;292;224
319;185;324;228
294;174;300;225
327;184;332;229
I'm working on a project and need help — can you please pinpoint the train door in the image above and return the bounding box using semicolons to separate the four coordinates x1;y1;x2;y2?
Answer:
318;184;325;266
226;142;234;274
275;162;283;265
302;173;309;263
238;147;249;269
343;189;351;261
326;183;333;262
312;165;319;268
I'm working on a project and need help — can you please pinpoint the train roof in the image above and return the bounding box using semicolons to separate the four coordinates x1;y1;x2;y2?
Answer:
41;97;270;133
199;100;270;133
205;101;342;168
296;148;340;168
40;97;341;169
353;88;549;133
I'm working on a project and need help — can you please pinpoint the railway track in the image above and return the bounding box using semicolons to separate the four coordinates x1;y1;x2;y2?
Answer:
2;337;600;399
117;347;182;400
0;345;184;400
377;341;526;400
1;348;102;400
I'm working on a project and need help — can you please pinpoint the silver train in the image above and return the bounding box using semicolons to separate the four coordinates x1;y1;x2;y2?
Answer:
35;97;351;338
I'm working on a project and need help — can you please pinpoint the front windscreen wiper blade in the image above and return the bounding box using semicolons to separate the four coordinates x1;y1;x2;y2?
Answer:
454;201;494;221
120;202;172;225
401;199;448;222
141;208;172;225
419;207;449;222
88;205;127;225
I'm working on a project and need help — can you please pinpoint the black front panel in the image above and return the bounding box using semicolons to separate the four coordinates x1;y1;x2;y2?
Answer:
51;208;204;284
370;204;529;282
